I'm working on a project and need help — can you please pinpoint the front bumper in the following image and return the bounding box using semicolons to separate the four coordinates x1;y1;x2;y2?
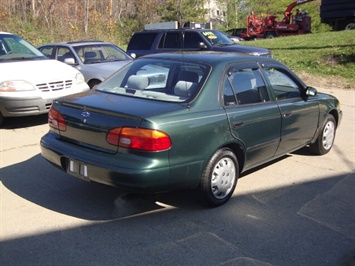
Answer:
0;84;89;118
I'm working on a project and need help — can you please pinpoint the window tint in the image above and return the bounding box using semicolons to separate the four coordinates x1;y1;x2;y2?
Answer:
225;67;269;105
263;67;301;100
184;32;204;49
128;33;158;50
160;32;181;49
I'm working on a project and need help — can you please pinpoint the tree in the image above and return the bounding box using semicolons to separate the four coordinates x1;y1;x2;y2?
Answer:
158;0;206;27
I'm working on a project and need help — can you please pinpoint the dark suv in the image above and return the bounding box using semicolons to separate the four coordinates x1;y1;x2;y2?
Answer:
127;29;272;58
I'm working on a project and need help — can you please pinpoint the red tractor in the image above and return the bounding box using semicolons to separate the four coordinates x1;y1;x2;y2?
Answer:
241;0;315;40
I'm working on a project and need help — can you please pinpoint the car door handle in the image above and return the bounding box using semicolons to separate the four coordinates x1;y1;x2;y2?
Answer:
233;120;244;128
283;112;292;118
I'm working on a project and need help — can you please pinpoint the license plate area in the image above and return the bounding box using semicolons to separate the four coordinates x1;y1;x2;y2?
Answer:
67;159;90;182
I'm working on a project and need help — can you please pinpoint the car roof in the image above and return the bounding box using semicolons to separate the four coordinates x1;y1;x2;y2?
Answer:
134;28;223;34
38;40;114;47
140;51;277;65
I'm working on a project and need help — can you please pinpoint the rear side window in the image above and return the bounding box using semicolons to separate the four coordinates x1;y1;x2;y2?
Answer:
128;33;158;50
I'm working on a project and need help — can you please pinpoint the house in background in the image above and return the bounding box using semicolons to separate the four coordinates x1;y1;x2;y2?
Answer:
204;0;227;27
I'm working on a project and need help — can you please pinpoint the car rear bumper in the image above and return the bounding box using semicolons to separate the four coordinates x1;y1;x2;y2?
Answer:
40;132;172;193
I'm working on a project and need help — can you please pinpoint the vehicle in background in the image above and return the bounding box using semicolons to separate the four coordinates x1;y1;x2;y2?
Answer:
38;41;133;89
320;0;355;30
40;52;342;207
225;28;246;38
0;32;89;126
222;32;244;42
241;0;315;40
126;22;271;58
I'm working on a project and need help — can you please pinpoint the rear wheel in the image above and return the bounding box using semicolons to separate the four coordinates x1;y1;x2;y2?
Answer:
198;148;239;207
310;114;336;155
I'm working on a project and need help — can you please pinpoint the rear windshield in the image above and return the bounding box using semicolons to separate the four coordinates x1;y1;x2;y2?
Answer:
97;58;210;102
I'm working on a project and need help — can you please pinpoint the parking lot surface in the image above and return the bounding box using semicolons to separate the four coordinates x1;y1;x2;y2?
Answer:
0;87;354;265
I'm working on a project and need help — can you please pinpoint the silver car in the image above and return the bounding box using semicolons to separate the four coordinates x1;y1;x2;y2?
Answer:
38;41;133;88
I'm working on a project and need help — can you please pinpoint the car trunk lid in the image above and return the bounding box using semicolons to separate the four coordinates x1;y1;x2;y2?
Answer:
51;90;182;152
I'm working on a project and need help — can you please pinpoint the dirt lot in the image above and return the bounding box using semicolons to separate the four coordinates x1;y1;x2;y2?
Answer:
297;71;355;90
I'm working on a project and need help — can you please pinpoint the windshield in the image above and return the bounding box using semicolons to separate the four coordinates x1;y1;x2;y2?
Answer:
73;44;132;64
0;33;46;61
200;30;235;46
97;58;210;102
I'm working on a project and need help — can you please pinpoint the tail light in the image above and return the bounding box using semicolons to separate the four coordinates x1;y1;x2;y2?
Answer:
107;127;171;151
48;108;66;131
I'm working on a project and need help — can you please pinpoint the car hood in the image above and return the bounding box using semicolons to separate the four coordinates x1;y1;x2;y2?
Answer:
0;59;81;83
211;44;270;56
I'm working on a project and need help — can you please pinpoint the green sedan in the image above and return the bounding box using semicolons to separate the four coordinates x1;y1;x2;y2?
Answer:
40;52;342;207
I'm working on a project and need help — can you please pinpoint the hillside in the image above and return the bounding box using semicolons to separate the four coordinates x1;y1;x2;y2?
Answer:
242;31;355;89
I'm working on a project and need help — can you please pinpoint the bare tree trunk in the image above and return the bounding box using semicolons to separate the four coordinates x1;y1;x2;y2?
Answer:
84;0;89;33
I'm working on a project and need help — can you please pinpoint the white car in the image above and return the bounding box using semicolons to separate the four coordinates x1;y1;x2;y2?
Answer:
0;32;89;126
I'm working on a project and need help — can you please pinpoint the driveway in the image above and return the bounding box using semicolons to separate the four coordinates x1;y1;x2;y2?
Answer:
0;87;354;265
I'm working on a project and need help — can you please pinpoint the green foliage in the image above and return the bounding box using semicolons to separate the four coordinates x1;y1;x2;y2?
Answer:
158;0;207;26
242;31;355;87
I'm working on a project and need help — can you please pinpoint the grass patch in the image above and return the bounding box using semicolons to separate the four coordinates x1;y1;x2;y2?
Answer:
243;31;355;83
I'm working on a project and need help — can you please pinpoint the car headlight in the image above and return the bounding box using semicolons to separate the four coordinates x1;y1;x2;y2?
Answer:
75;73;85;84
0;80;36;92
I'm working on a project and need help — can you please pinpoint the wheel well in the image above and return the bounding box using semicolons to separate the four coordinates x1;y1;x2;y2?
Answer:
88;79;102;89
329;110;340;127
225;143;245;173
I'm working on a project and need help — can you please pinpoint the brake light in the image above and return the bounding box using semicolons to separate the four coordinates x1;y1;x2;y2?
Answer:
107;127;171;151
48;108;66;131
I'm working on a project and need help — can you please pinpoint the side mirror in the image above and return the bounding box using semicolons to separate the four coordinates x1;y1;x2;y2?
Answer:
305;86;317;96
64;58;76;65
130;53;136;59
198;42;208;50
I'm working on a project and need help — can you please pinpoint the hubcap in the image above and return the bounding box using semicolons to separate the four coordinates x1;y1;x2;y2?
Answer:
345;23;355;30
210;157;236;199
322;121;335;150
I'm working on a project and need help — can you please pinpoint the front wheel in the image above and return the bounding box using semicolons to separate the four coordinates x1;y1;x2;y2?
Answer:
310;114;336;155
198;148;239;207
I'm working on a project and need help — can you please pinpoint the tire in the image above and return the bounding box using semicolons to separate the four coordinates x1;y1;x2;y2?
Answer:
198;148;239;207
265;32;276;39
0;112;4;126
345;23;355;30
310;114;336;155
